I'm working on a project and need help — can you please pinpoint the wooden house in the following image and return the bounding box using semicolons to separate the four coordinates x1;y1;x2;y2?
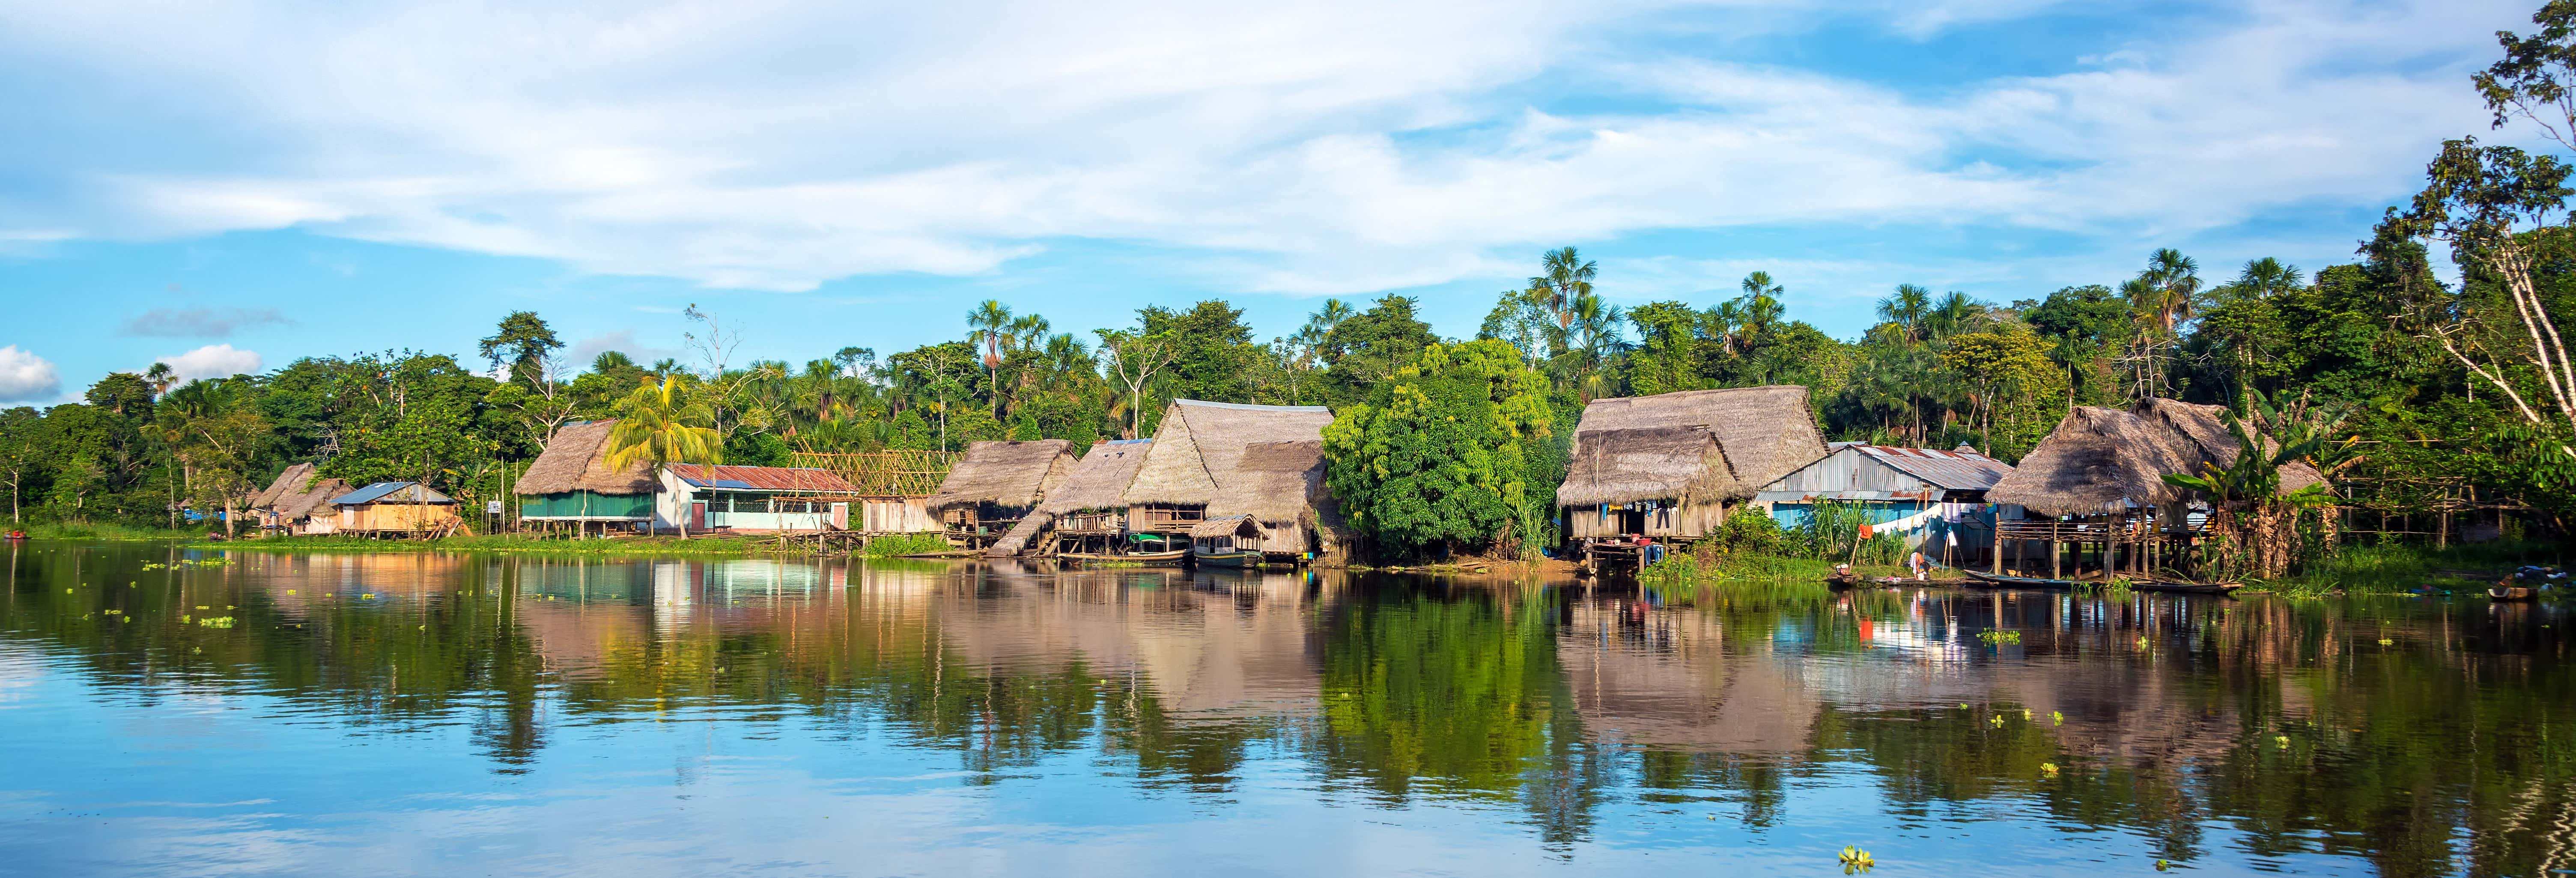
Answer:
1757;442;2013;557
926;439;1074;553
513;420;660;536
246;463;351;536
657;464;871;533
1033;439;1152;555
1189;514;1269;560
331;482;465;536
1121;399;1336;556
1987;399;2326;577
1554;386;1829;542
1202;439;1340;560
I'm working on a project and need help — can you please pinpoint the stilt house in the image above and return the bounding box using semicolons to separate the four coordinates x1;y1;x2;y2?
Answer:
331;482;464;536
925;439;1075;554
1201;439;1341;559
246;463;351;536
1033;439;1152;554
514;420;661;535
1555;386;1830;542
1986;399;2326;577
1122;400;1336;546
1757;442;2014;556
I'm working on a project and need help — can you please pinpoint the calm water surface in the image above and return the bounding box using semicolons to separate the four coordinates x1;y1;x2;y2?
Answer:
3;543;2571;877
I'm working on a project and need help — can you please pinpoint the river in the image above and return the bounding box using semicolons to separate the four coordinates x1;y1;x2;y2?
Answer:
2;542;2569;876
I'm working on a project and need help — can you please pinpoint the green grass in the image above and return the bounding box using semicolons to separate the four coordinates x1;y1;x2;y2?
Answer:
2255;540;2570;597
183;532;819;557
859;533;956;557
17;521;200;541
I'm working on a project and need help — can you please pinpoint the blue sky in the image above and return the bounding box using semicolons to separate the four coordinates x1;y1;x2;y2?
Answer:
0;0;2542;402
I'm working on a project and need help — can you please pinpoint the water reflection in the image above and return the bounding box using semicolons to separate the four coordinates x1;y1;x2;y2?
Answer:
6;542;2576;876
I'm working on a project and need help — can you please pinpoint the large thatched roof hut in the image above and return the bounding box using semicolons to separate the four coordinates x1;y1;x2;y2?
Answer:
1555;386;1829;540
1989;400;2326;518
1118;399;1339;560
247;462;352;535
514;420;661;528
926;440;1073;518
1031;440;1152;551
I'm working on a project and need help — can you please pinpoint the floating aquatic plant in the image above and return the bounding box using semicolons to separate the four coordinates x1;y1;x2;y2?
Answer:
2051;711;2064;725
1977;630;2021;645
2040;762;2059;777
1838;845;1875;874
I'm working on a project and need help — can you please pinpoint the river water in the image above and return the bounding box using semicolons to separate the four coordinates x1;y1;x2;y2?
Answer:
2;543;2570;877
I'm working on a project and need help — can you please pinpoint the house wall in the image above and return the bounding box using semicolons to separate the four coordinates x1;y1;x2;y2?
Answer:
1564;500;1727;540
1767;447;1933;494
339;503;462;533
521;490;654;521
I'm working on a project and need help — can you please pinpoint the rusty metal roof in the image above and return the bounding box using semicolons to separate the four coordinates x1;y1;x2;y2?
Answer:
670;464;861;493
1852;444;2013;491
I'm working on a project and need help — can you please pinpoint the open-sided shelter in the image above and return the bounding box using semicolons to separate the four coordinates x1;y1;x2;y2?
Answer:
332;482;464;536
514;420;661;535
1122;399;1335;539
1554;386;1829;541
1033;439;1152;554
1986;399;2327;577
247;463;352;536
926;440;1074;551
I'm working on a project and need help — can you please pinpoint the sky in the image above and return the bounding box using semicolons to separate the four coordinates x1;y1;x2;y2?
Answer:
0;0;2546;404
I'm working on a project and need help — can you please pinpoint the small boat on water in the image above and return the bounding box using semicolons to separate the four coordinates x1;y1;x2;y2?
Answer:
1964;570;2075;590
2491;585;2540;601
1192;550;1262;568
1057;549;1188;567
2132;580;2243;595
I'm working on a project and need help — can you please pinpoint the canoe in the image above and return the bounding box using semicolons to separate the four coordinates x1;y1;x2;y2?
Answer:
2133;580;2243;595
1193;551;1262;568
2491;586;2540;601
1964;570;2075;589
1058;550;1188;567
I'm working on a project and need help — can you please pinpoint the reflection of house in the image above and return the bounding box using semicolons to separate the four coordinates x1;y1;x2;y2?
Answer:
1122;399;1335;544
1036;439;1152;554
1555;387;1829;541
332;482;464;536
1759;443;2013;557
1557;600;1818;753
925;439;1074;555
247;463;351;536
514;420;660;535
657;464;868;533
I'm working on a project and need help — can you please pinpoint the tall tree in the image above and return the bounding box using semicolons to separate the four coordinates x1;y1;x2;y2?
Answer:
477;312;564;389
605;375;722;538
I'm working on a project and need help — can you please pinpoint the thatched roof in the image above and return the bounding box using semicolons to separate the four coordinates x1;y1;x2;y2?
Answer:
926;439;1073;514
1191;514;1267;540
1123;400;1333;508
1206;439;1333;525
250;463;351;522
1037;439;1151;515
1554;387;1827;508
1989;399;2329;517
514;420;658;496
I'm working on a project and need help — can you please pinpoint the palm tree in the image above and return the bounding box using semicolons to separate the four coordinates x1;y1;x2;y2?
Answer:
605;375;722;539
1876;284;1931;342
2138;248;2202;333
1529;247;1598;333
1927;291;1979;340
966;300;1013;417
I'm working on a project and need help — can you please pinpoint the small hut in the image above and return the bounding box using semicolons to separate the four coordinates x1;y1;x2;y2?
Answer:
247;463;352;536
1988;399;2325;578
514;420;660;536
1202;439;1340;560
1123;399;1335;539
1555;386;1829;544
331;482;464;536
1035;439;1153;555
1758;443;2014;559
925;439;1075;552
1190;514;1268;558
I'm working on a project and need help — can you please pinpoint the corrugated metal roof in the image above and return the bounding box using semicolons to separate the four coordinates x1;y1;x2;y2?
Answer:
332;482;457;506
671;464;861;493
1852;444;2012;490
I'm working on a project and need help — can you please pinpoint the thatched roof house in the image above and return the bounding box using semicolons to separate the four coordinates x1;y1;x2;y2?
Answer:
1124;400;1338;556
1037;439;1151;517
514;420;660;522
1989;400;2327;518
248;463;352;533
1555;387;1829;539
926;439;1074;518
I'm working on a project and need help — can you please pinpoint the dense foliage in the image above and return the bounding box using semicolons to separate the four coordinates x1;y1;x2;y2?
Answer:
1322;340;1552;557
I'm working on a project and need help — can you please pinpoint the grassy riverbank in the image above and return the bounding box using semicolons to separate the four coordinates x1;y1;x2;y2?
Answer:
166;531;959;558
15;522;203;541
2255;540;2571;597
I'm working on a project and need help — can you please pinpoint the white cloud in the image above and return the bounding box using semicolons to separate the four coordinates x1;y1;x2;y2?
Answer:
121;306;292;338
155;345;264;385
0;347;63;404
0;0;2542;297
569;330;677;368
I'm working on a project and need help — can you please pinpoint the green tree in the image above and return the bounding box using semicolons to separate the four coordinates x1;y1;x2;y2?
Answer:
476;311;564;389
1322;339;1552;558
605;375;722;538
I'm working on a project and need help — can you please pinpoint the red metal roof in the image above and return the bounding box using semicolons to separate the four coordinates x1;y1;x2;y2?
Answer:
671;464;860;493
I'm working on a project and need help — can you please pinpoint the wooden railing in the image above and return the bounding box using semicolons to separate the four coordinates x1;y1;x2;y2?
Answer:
788;450;960;497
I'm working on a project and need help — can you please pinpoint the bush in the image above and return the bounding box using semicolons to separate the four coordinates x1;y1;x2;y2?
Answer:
1702;512;1791;556
861;532;954;557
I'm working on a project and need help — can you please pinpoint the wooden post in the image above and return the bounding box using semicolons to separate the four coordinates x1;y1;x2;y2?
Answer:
1991;513;2003;575
2051;520;2061;580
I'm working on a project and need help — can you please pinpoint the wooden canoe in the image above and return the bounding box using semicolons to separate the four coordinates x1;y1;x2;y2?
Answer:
1964;570;2075;589
1193;550;1262;568
1057;550;1188;567
2491;586;2540;601
2132;580;2243;595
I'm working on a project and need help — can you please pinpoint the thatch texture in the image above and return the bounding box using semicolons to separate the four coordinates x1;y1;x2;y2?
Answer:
1123;400;1333;507
926;439;1073;514
1990;399;2329;517
1553;387;1827;508
1206;440;1332;525
1191;514;1266;540
1037;440;1151;515
250;463;351;523
514;420;658;496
